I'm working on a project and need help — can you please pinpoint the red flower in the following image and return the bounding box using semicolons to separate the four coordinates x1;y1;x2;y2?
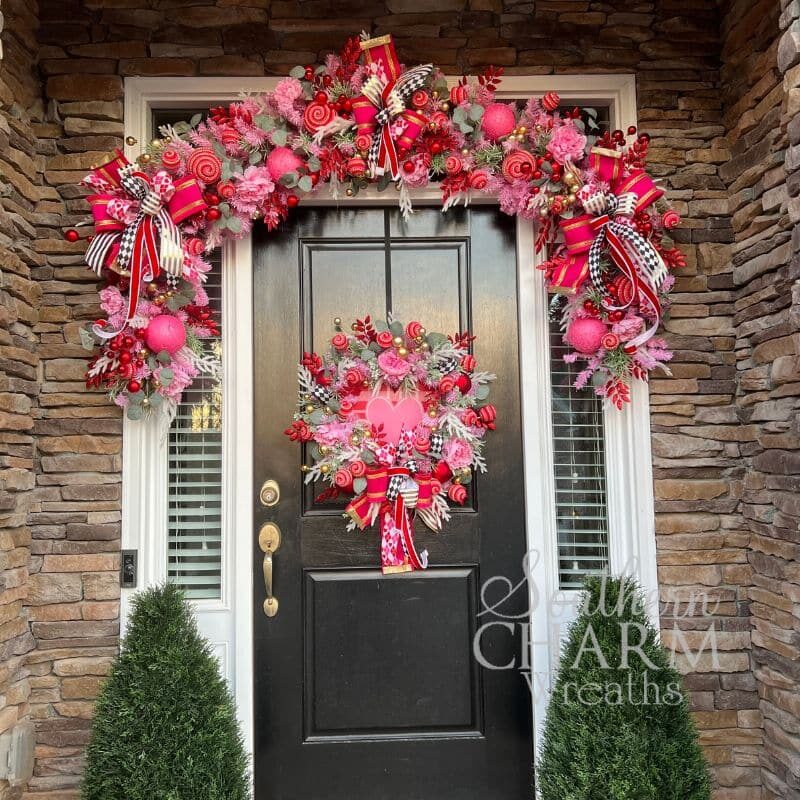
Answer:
376;330;394;348
285;420;312;442
331;332;349;350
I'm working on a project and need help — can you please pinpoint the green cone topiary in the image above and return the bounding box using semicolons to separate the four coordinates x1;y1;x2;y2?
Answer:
537;575;710;800
82;583;250;800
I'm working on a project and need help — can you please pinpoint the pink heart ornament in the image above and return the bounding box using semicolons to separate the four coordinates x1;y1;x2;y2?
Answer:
365;393;424;446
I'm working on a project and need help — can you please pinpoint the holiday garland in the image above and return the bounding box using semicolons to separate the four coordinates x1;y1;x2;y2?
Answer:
286;316;494;573
72;33;683;418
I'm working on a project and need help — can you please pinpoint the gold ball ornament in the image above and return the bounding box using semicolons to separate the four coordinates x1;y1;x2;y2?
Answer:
138;154;151;165
351;322;359;331
320;464;330;474
441;102;450;112
421;342;430;351
319;445;329;455
305;404;314;413
397;347;408;357
461;148;469;156
432;90;439;100
393;336;404;346
346;188;354;197
125;136;138;146
428;409;438;418
334;317;341;326
142;397;151;408
301;464;310;472
350;434;361;446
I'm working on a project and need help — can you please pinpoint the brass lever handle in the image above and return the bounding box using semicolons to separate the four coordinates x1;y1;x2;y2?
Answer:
258;522;281;618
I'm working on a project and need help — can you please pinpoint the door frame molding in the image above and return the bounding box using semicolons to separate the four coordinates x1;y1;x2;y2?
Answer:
122;72;655;764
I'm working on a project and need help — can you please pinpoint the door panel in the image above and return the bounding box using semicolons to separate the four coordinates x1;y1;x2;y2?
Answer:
253;206;531;800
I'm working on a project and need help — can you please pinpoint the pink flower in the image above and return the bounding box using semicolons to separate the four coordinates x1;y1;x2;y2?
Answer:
548;123;588;165
99;286;125;316
377;349;412;379
442;438;473;470
232;165;275;216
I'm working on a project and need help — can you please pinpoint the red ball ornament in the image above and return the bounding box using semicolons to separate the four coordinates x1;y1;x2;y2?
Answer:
433;461;452;484
64;229;80;243
144;315;187;355
287;194;299;208
627;125;637;135
205;193;220;206
206;208;221;221
430;142;443;155
566;317;608;355
119;351;132;365
403;160;415;173
314;91;328;103
480;103;517;141
127;380;141;393
455;373;472;394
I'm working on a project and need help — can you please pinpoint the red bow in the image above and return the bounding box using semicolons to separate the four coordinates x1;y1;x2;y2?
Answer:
84;150;206;337
344;430;433;574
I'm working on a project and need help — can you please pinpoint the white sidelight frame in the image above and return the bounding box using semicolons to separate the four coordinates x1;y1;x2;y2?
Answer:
121;73;657;762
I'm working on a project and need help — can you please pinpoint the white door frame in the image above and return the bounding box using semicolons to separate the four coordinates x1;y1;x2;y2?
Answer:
121;73;656;764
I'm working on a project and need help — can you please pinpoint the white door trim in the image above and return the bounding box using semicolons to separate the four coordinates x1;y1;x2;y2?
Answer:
121;72;652;765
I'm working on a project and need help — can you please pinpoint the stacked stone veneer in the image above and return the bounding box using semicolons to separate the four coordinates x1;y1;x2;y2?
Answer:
0;0;41;797
720;0;800;798
0;1;796;798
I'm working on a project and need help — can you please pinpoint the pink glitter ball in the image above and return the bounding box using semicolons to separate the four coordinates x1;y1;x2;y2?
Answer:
266;146;304;182
480;103;517;141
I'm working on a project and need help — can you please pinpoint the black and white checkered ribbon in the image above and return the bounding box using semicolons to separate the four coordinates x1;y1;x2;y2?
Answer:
436;355;459;376
311;383;333;404
362;63;433;178
429;431;443;459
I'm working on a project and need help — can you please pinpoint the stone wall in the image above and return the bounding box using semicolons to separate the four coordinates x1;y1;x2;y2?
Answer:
720;0;800;797
0;0;41;797
10;1;780;799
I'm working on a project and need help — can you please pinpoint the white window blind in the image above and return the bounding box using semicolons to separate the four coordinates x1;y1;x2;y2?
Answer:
548;316;610;590
167;252;223;599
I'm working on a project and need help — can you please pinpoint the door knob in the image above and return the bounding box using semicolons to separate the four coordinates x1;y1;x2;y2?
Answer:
259;522;281;618
259;479;280;507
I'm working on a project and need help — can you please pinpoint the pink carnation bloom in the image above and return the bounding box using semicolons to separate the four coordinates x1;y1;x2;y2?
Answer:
548;122;588;165
377;349;412;379
99;286;125;316
232;165;275;217
315;420;354;447
442;438;473;470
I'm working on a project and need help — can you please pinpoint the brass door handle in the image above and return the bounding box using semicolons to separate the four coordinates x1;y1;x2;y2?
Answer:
259;522;281;617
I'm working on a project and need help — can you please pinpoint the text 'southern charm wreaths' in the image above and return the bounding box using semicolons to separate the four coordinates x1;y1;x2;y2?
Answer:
285;317;495;574
71;33;685;419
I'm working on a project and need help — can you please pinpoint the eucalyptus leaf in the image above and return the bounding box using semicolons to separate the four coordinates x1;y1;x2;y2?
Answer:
159;368;174;385
126;405;144;421
148;392;163;407
272;128;288;147
307;156;321;172
475;385;490;401
427;332;448;350
327;397;340;412
79;327;96;351
157;350;172;364
297;175;313;193
453;106;466;122
128;391;144;404
361;450;375;465
289;66;306;79
468;104;484;121
227;216;243;234
310;410;326;425
254;114;276;132
389;321;404;336
249;150;262;165
212;141;226;158
220;164;232;182
360;348;376;360
148;356;157;371
279;171;299;187
459;122;473;134
369;341;382;353
189;113;202;128
219;202;231;214
374;319;389;332
353;477;367;494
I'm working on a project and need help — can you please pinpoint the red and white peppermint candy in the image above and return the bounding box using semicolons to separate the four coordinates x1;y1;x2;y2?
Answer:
303;101;336;134
444;154;463;175
501;150;536;182
541;91;560;112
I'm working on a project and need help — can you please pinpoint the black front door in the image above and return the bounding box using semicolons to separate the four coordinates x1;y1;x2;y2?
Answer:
253;206;531;800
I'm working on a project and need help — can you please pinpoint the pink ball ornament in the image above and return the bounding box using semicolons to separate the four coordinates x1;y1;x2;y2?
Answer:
144;315;186;355
266;146;304;182
481;103;517;141
566;317;608;355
